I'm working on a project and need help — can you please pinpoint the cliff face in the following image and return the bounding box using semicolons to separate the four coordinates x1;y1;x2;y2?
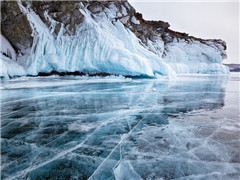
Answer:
0;0;229;78
1;1;33;52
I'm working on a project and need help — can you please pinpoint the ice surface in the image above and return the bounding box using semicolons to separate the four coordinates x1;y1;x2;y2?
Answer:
1;75;131;89
114;160;143;180
1;74;239;179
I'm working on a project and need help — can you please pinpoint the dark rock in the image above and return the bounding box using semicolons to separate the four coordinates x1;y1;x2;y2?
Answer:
1;1;33;53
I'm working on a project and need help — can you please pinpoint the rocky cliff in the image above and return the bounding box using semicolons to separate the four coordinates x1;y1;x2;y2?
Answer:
0;0;229;78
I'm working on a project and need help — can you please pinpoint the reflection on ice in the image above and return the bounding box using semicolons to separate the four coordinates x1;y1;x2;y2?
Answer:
1;74;239;179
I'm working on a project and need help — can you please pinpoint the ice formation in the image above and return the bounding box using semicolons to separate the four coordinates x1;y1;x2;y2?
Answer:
0;55;26;78
163;40;229;74
0;34;26;78
0;1;229;78
0;34;17;60
16;2;174;78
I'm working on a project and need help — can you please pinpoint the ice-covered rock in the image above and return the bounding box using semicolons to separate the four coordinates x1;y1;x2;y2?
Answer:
0;1;229;78
0;54;26;78
131;16;140;25
15;1;175;77
0;34;26;78
0;34;17;60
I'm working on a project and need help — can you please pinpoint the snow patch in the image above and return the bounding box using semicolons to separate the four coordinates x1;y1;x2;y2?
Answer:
163;40;229;74
68;122;96;133
131;16;140;25
0;34;17;60
121;5;128;16
0;54;26;78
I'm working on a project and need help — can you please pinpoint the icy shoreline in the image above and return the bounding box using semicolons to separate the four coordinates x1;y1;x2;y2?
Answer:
1;1;229;79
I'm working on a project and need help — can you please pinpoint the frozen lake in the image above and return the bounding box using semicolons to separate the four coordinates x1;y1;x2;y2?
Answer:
1;73;239;180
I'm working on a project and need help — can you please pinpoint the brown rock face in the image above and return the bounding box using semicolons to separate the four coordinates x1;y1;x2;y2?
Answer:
30;1;85;36
1;1;33;53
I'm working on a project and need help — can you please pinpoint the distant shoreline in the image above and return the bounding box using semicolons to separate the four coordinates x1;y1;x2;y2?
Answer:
224;64;240;72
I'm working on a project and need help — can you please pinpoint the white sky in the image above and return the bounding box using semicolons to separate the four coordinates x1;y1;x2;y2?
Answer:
129;0;239;64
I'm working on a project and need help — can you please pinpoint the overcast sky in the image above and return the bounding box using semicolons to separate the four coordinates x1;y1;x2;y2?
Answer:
129;0;239;64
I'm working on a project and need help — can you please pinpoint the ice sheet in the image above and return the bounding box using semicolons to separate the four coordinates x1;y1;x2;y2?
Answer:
1;75;131;89
1;74;239;179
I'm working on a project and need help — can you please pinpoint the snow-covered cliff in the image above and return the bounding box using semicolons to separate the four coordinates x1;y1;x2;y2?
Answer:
0;1;229;78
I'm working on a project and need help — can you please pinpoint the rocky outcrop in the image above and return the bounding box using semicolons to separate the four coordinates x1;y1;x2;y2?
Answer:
1;0;228;77
1;1;33;53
